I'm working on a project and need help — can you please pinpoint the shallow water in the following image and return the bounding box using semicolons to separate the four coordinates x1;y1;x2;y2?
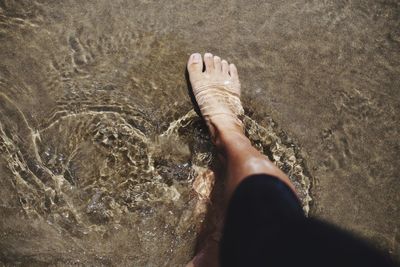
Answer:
0;1;315;265
1;0;400;265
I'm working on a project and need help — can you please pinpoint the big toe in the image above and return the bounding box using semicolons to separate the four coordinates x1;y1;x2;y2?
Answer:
187;53;203;81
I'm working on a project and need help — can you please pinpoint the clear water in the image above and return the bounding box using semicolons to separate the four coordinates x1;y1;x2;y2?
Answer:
0;1;312;265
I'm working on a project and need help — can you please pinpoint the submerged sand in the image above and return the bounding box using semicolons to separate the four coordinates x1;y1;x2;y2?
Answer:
0;0;399;265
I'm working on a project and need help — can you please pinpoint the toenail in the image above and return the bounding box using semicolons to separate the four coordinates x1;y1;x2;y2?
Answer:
205;53;212;58
192;53;201;63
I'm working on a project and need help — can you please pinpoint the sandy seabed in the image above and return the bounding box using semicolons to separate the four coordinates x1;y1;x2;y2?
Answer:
0;0;399;265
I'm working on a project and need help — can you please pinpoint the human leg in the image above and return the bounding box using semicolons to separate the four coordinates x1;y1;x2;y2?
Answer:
185;53;298;267
186;52;296;201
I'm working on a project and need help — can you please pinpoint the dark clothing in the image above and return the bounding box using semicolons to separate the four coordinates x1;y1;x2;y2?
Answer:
220;174;397;267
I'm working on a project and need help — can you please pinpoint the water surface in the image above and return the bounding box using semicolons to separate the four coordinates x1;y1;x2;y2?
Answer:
0;1;313;265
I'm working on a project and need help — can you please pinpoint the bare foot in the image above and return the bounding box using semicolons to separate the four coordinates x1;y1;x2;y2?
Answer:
187;52;244;143
186;53;244;267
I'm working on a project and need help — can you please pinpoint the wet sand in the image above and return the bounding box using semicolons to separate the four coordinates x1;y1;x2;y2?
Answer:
0;0;399;265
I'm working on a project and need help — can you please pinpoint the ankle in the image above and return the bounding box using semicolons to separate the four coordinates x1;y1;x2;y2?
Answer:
214;126;250;151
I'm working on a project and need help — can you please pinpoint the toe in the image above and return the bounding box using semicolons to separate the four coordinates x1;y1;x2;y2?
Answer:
221;60;229;74
229;63;239;81
204;53;214;73
187;53;203;74
213;56;222;72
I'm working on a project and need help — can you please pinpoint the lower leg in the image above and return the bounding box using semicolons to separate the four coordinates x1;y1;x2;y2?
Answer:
186;52;298;267
211;117;297;201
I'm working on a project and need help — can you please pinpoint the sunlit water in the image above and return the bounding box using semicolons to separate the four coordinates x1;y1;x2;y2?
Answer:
0;1;316;265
